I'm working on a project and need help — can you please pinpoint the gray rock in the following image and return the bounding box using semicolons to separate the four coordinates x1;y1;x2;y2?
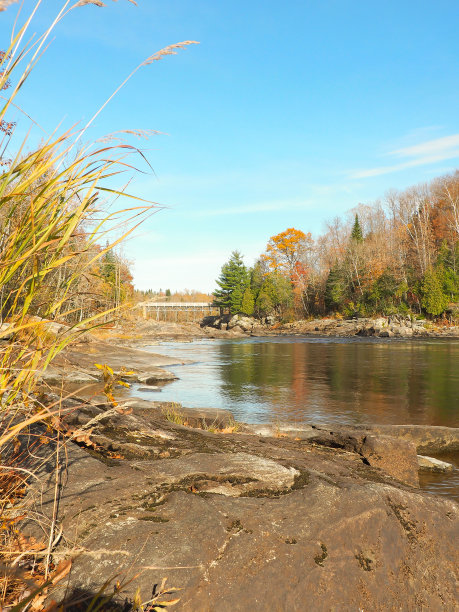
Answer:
0;322;14;340
399;326;413;336
38;369;99;385
137;369;177;384
417;455;454;473
309;429;420;486
357;424;459;454
22;423;457;612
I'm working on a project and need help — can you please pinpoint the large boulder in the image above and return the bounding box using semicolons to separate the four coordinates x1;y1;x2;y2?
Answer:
307;428;420;486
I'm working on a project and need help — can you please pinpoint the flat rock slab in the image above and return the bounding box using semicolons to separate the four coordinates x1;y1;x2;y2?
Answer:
18;407;459;611
418;455;454;472
38;368;99;385
51;340;182;386
248;422;459;455
350;424;459;453
131;452;300;496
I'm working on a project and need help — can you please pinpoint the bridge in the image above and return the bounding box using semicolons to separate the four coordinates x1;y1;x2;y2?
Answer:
136;301;219;322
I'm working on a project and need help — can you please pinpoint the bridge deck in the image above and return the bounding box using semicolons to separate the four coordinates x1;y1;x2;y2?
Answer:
137;302;215;309
136;301;218;321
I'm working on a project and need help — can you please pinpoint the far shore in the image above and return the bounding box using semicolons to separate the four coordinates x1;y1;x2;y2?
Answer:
97;314;459;347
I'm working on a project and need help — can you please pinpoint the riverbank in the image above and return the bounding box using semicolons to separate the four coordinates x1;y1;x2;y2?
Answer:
23;388;459;610
202;313;459;339
90;314;459;345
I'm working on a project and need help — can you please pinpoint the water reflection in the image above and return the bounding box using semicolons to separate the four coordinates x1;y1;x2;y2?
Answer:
135;337;459;427
215;338;459;426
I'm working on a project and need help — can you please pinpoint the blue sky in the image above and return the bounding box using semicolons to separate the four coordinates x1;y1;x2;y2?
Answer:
1;0;459;292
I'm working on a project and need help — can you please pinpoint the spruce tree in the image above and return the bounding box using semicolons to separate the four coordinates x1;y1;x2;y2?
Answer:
350;214;364;243
213;251;248;313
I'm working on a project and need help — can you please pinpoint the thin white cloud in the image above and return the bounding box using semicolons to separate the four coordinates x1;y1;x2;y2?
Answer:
185;198;316;218
389;134;459;158
351;133;459;179
191;202;296;217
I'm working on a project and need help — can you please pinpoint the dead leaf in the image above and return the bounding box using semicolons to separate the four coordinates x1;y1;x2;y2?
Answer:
115;406;132;415
50;559;71;585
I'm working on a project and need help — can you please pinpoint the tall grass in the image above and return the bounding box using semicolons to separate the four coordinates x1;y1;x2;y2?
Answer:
0;1;197;608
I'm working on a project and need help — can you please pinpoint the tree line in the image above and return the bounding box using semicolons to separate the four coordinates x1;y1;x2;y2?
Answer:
213;170;459;320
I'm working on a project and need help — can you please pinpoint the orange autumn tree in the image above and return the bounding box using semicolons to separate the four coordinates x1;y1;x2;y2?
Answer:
261;227;314;314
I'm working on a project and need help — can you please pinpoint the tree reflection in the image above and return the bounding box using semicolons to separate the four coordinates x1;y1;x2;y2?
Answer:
216;339;459;426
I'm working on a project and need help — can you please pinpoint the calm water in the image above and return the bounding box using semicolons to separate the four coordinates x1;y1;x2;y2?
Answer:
132;336;459;500
136;336;459;427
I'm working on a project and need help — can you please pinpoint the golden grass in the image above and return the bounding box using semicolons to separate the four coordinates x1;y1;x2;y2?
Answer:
0;0;197;608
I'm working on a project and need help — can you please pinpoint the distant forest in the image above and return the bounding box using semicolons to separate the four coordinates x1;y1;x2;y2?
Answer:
213;171;459;320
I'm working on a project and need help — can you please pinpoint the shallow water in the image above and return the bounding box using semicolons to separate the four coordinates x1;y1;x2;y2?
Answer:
131;335;459;500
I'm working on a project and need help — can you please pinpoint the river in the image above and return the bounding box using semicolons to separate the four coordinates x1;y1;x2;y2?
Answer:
131;336;459;500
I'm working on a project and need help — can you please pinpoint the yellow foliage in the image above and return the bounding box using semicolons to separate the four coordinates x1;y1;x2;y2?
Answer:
262;227;313;276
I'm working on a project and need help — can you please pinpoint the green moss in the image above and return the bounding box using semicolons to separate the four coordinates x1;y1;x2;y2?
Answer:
227;519;243;532
291;470;310;490
79;523;98;540
142;498;167;512
387;500;418;542
71;504;96;519
314;543;328;566
355;552;373;571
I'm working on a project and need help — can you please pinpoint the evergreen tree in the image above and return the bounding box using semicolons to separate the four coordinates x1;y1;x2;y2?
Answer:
350;214;364;243
324;265;346;311
421;268;449;316
100;244;116;286
255;289;274;316
435;240;459;301
213;251;248;313
268;272;294;313
253;272;293;317
241;286;255;315
230;284;244;314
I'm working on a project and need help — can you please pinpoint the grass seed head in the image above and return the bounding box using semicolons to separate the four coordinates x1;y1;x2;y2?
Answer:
143;41;199;65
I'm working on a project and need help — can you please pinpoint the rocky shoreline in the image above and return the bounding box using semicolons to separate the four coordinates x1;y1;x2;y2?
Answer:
202;313;459;339
62;314;459;348
20;333;458;609
23;393;459;610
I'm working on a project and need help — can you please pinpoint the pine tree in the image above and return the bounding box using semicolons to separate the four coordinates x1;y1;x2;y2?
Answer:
213;251;248;313
350;214;364;243
230;284;244;314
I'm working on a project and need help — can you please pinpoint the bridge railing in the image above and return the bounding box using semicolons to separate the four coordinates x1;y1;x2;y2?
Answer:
136;301;219;322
